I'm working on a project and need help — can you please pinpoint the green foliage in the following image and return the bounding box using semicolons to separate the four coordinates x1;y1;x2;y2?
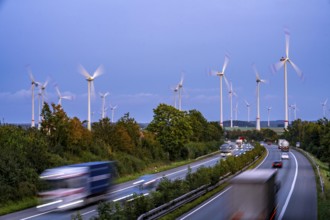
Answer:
147;104;193;160
286;118;330;164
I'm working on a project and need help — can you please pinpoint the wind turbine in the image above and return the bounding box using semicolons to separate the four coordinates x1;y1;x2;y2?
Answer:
177;75;184;111
110;104;117;123
267;107;272;127
27;68;39;128
321;99;328;118
171;85;179;109
244;100;251;123
210;54;230;127
224;78;236;128
253;64;266;131
272;28;303;129
99;92;109;119
79;65;103;131
55;85;72;106
37;80;49;129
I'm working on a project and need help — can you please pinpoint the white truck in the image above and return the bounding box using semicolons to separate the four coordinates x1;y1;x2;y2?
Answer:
227;169;278;220
278;139;289;151
37;161;115;211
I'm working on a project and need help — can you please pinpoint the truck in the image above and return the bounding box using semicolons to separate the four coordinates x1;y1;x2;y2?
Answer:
37;161;115;211
278;139;289;152
227;169;278;220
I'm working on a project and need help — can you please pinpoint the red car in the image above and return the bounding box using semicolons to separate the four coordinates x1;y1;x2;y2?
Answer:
272;161;283;168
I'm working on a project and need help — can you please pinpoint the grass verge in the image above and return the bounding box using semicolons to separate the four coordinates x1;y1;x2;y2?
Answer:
0;197;38;216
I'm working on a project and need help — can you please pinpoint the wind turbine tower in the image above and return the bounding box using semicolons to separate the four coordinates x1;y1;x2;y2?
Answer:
210;55;229;127
100;92;109;119
28;69;39;128
272;29;303;129
110;104;117;123
172;85;179;109
79;65;103;131
253;64;266;131
177;75;184;111
224;79;236;128
321;99;328;118
267;107;272;127
244;100;251;123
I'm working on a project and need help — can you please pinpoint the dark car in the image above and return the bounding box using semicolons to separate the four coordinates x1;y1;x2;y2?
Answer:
272;161;283;168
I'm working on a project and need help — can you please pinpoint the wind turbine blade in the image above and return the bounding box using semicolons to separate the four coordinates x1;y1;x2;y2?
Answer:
209;70;218;76
252;63;260;80
325;98;328;105
284;28;290;58
55;86;61;97
27;66;35;83
92;65;104;79
43;79;49;88
104;92;110;97
244;99;249;106
222;55;230;73
289;60;303;79
179;74;184;86
224;75;230;91
62;96;72;100
79;65;92;79
272;61;285;73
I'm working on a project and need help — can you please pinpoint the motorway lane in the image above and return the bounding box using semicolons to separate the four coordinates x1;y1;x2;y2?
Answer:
280;149;317;220
0;151;225;220
179;145;317;220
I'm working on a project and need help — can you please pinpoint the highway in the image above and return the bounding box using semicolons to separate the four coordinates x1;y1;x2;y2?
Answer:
0;151;225;220
178;145;317;220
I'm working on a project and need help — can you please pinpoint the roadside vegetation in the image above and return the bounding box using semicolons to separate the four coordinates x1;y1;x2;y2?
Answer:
0;103;222;215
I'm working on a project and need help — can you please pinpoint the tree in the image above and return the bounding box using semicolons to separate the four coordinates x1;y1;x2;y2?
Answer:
147;104;193;160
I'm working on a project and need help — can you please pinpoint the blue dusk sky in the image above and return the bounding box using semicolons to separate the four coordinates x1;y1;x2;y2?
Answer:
0;0;330;124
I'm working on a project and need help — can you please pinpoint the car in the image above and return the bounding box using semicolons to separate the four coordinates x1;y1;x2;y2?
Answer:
281;153;289;160
272;160;283;168
133;174;159;190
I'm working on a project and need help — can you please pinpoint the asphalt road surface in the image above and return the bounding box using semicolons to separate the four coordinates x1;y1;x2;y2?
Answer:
178;145;317;220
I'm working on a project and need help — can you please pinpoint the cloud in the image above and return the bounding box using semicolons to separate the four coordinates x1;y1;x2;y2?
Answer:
0;89;30;100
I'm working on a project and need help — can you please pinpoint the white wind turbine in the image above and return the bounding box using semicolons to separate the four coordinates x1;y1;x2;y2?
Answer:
55;85;72;106
272;28;303;129
79;65;104;131
37;80;49;129
210;54;230;127
110;104;118;123
171;85;179;109
244;100;251;123
27;68;39;128
99;92;109;119
253;64;266;131
267;107;272;127
177;75;184;111
224;78;236;128
321;99;328;118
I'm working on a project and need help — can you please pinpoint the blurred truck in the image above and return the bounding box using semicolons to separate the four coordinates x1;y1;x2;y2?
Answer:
37;161;115;211
227;169;278;220
278;139;289;152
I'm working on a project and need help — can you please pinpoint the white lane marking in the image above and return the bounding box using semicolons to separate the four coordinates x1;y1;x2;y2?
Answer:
113;193;134;202
81;210;96;216
179;145;269;219
179;187;232;220
20;210;54;220
278;151;298;219
110;156;220;194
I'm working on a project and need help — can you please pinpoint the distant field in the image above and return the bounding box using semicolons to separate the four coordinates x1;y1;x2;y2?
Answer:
224;126;285;135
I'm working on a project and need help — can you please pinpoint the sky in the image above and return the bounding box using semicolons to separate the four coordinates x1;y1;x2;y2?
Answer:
0;0;330;124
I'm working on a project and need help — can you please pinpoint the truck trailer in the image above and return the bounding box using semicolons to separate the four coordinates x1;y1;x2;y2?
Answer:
227;169;278;220
37;161;115;211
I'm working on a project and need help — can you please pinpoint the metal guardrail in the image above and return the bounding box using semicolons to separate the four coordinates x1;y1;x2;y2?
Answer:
294;147;324;194
137;155;261;220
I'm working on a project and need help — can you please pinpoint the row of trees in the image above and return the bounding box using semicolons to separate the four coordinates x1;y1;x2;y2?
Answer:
75;143;265;220
0;102;223;205
283;118;330;164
